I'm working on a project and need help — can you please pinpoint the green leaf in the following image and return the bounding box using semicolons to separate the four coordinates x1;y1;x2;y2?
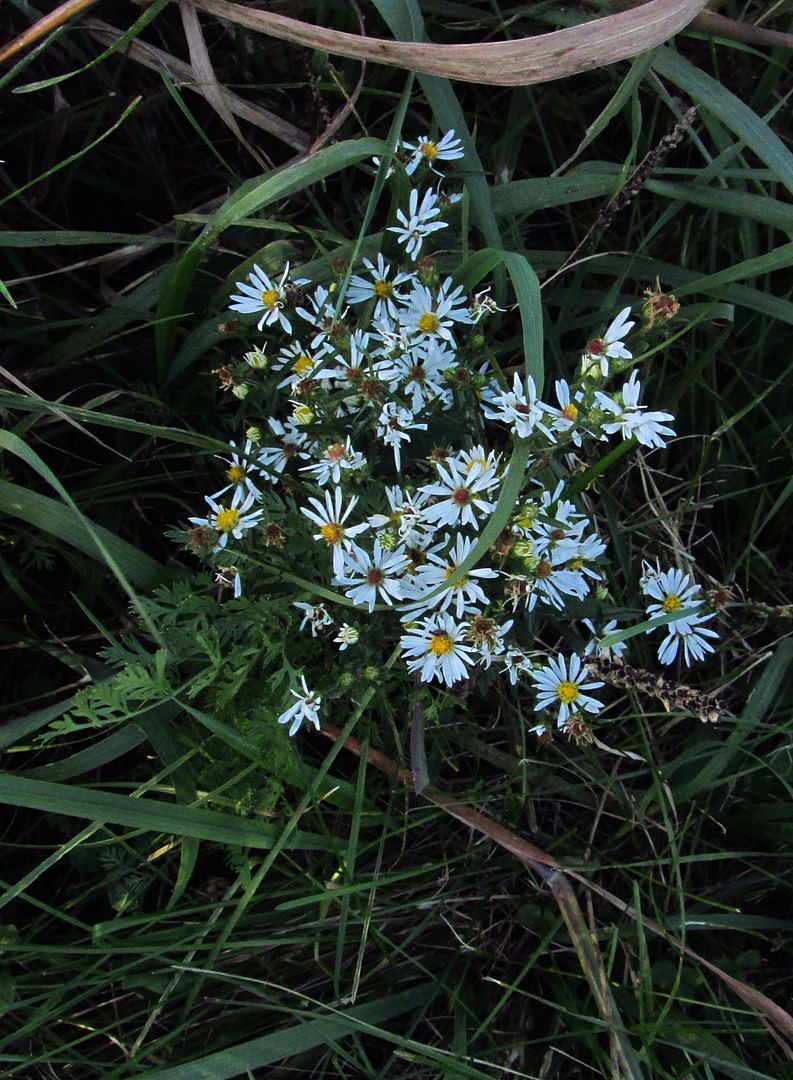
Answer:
489;173;617;218
0;479;168;591
499;250;543;391
0;698;74;753
142;983;433;1079
21;725;148;782
0;774;338;851
0;230;171;248
0;390;229;453
652;48;793;199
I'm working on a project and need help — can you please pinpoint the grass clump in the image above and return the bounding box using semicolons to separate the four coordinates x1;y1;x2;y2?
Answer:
1;1;792;1076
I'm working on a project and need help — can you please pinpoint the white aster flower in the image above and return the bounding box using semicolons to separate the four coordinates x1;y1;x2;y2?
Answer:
502;647;534;686
300;487;369;575
385;338;455;414
295;285;347;351
400;277;473;345
346;254;412;321
387;187;448;260
214;566;242;599
403;130;465;176
582;618;626;660
595;372;676;449
421;458;500;531
482;373;554;441
544;379;585;445
272;341;316;375
656;614;719;666
457;444;501;478
257;418;313;481
402;533;498;619
531;653;604;727
528;545;591;612
641;565;703;630
211;438;263;502
293;601;333;637
277;676;321;737
376;402;427;471
368;485;433;546
188;490;263;551
301;436;366;486
336;540;409;612
400;613;475;687
582;306;635;377
334;623;359;650
229;263;295;334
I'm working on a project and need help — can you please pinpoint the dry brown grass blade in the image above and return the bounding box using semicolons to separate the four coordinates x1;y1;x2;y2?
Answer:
82;19;310;152
178;0;270;169
319;721;793;1051
189;0;708;86
610;0;793;50
0;0;100;65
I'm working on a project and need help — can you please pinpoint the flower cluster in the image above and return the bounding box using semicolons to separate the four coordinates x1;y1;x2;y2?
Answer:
184;129;718;743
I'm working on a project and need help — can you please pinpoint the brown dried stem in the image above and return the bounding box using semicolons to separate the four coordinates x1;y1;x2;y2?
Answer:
318;721;793;1053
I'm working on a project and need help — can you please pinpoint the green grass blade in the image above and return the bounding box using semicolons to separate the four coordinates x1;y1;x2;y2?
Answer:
0;97;142;210
0;479;168;591
0;698;74;752
0;390;229;453
22;725;148;782
142;983;433;1079
0;230;171;248
0;774;339;851
652;48;793;198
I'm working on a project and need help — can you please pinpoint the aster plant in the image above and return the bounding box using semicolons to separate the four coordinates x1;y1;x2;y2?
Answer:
181;131;720;746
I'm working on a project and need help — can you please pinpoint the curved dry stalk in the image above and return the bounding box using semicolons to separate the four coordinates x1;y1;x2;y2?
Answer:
0;0;100;65
319;721;793;1054
188;0;708;87
609;0;793;51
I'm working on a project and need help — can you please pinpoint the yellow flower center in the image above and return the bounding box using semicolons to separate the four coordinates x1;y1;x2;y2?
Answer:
662;594;683;613
418;312;440;334
466;455;487;473
429;632;453;656
294;354;312;376
226;465;245;483
561;403;579;421
420;141;439;161
374;279;391;299
556;681;580;705
293;405;315;425
443;567;468;589
320;522;343;544
568;556;584;571
260;287;280;310
215;507;240;533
